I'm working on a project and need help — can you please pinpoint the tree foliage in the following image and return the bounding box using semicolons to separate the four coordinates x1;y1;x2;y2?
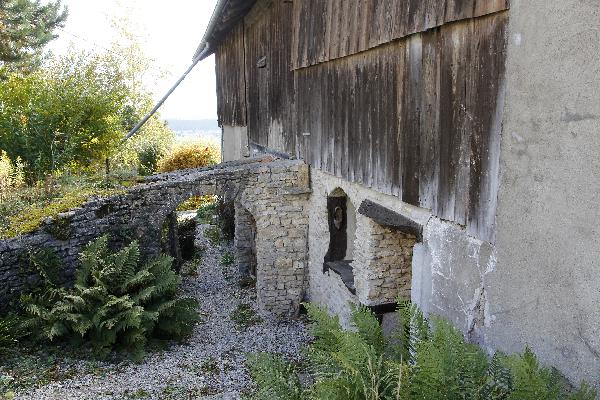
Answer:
247;301;596;400
21;236;200;359
0;46;174;181
0;0;68;72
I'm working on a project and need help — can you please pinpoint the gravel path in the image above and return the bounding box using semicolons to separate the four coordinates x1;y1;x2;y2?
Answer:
16;239;309;400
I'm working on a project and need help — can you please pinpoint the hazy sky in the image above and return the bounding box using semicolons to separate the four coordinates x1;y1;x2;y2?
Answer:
49;0;219;120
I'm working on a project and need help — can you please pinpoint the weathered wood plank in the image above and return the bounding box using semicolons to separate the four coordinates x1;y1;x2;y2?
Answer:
467;13;508;241
419;29;441;211
290;0;509;70
401;35;423;205
445;0;475;23
215;23;247;127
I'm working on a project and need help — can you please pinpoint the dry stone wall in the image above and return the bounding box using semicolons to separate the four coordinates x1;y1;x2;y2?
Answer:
236;163;311;317
0;157;311;317
353;215;416;305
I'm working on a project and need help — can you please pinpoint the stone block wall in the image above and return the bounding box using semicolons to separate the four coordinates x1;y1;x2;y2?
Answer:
353;215;416;306
0;158;311;317
236;162;311;317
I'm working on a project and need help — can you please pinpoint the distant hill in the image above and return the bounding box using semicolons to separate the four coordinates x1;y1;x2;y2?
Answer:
166;119;219;131
166;119;221;141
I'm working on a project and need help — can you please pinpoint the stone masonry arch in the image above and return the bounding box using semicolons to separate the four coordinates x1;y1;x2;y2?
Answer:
0;157;311;317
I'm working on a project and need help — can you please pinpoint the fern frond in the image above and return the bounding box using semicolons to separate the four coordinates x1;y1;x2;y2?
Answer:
246;353;304;400
350;303;386;355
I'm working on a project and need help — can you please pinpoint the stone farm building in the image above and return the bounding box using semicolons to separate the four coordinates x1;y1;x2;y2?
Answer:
195;0;600;388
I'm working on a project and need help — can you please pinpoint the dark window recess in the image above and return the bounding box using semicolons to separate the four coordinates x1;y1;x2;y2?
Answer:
324;196;347;265
323;195;355;294
324;260;355;294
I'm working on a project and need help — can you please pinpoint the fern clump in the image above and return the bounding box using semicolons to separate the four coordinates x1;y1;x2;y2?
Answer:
246;301;596;400
22;236;200;359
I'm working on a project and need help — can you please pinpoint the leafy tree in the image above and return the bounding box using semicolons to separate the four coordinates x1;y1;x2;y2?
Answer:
0;46;174;181
0;0;68;72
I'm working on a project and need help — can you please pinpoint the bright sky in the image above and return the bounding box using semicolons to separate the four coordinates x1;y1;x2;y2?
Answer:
49;0;219;121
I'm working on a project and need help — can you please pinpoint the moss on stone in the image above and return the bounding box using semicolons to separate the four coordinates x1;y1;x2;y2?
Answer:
0;188;122;240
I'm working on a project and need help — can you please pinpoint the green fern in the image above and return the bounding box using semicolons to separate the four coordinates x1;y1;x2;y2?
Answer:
246;353;304;400
21;235;200;359
0;315;19;351
248;301;596;400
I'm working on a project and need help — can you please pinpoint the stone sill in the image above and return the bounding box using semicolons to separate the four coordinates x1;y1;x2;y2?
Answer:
324;260;355;294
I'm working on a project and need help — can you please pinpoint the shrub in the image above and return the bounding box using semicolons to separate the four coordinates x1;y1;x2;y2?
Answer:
0;186;123;240
0;38;174;181
157;140;220;173
0;151;24;201
0;316;19;352
247;301;596;400
196;201;218;224
230;303;262;330
177;195;216;212
21;236;200;359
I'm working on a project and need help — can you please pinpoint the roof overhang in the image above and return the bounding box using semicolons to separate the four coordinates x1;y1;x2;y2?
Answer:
193;0;257;61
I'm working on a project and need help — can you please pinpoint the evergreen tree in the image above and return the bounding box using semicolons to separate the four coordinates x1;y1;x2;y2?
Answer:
0;0;68;72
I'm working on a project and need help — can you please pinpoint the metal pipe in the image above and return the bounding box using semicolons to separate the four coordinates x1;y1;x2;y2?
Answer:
192;0;228;61
124;44;210;141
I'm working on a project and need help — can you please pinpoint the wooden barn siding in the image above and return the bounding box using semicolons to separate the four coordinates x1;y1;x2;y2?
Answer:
294;13;508;241
291;0;509;70
244;0;296;155
215;23;247;127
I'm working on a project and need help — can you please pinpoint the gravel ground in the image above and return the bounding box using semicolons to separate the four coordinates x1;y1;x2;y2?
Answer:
15;238;309;400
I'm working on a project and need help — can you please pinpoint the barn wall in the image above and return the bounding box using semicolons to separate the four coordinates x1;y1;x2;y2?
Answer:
214;2;509;241
291;0;510;69
295;13;508;242
244;0;296;156
215;23;247;127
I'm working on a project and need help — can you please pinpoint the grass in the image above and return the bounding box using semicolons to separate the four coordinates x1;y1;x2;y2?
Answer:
220;251;235;267
230;303;262;330
0;173;132;240
0;344;116;397
205;226;222;246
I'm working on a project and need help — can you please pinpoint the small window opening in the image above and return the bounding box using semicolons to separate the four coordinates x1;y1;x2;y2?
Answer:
323;188;357;293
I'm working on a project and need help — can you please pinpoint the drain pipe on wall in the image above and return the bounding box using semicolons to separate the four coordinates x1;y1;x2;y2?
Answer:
124;43;210;141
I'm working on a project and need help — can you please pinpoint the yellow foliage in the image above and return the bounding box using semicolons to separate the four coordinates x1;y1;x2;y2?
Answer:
157;140;220;173
0;187;123;240
0;151;24;201
176;195;217;212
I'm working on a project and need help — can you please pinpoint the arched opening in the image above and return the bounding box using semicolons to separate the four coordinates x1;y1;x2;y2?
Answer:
235;204;258;281
323;188;357;292
160;194;217;272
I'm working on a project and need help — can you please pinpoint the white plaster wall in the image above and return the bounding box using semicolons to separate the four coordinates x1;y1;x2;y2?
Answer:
308;169;496;347
487;0;600;387
222;125;249;162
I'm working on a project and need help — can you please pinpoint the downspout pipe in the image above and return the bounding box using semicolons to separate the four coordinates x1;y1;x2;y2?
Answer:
125;0;226;141
124;44;210;141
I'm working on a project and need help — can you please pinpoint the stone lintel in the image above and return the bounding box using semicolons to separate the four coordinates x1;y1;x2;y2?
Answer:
357;200;423;241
